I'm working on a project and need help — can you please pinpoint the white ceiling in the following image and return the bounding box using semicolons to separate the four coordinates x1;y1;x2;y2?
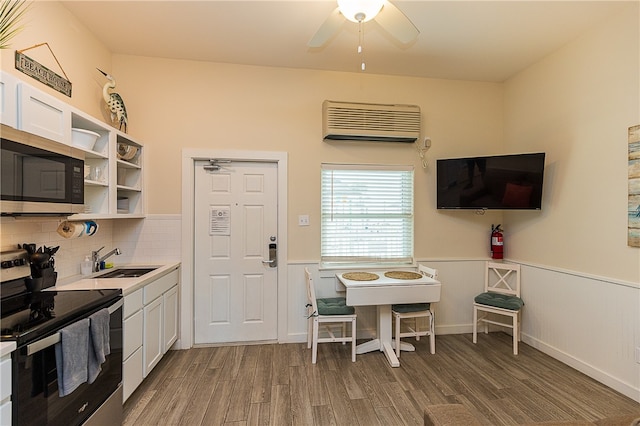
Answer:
60;0;631;82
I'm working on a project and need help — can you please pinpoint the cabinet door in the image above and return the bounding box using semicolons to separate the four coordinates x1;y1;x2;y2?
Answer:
0;71;18;128
123;346;143;403
143;297;163;377
163;286;178;353
0;401;10;426
0;355;11;401
17;83;71;144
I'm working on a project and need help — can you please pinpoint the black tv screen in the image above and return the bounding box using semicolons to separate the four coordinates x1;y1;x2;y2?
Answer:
437;152;545;210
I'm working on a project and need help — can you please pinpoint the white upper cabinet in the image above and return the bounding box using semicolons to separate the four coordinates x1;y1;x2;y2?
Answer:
0;71;18;128
17;82;71;144
3;74;145;219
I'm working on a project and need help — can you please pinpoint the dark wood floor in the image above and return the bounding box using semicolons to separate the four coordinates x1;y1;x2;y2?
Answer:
123;333;640;425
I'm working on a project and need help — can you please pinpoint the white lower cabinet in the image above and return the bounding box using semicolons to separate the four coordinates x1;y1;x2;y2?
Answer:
143;296;163;376
122;289;143;402
163;285;179;353
123;346;143;402
122;267;180;401
0;353;12;426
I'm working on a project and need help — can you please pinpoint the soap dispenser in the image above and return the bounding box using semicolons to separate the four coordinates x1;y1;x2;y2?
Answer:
81;256;92;276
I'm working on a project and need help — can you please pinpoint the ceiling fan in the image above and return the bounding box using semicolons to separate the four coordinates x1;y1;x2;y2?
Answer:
308;0;419;48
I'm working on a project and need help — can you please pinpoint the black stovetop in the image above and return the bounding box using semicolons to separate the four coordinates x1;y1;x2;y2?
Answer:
1;288;122;347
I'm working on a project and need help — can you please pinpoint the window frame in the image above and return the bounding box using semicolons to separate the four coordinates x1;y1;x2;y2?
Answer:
320;163;415;268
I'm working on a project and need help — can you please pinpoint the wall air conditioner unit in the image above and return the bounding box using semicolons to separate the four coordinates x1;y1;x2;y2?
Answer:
323;100;421;143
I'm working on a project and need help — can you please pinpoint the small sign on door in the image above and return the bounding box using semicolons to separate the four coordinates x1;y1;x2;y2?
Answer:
210;207;230;236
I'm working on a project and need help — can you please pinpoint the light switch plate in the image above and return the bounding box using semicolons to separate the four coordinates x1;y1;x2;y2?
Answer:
636;347;640;364
298;215;310;226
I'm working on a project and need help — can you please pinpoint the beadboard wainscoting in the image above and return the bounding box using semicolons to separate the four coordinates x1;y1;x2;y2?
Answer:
517;262;640;402
286;260;640;402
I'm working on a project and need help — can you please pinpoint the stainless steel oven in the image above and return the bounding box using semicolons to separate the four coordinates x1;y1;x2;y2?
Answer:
1;249;123;426
1;124;84;215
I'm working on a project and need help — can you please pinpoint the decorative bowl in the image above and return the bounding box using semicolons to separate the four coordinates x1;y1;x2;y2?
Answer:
117;143;138;161
72;128;100;151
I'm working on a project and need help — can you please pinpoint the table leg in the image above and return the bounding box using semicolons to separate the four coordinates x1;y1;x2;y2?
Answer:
392;340;416;352
378;305;400;367
353;305;402;367
356;339;381;354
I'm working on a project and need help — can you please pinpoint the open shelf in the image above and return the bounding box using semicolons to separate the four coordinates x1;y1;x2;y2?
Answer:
68;108;145;219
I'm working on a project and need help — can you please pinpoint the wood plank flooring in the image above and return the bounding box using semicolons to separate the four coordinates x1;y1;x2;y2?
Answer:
123;333;640;425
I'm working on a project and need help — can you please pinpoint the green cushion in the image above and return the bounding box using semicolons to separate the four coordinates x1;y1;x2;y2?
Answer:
474;292;524;311
317;297;355;315
392;303;430;313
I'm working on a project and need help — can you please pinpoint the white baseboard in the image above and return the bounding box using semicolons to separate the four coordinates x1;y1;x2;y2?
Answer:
523;333;640;403
435;324;472;335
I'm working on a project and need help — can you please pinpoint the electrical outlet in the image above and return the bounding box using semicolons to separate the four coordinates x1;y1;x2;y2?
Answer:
298;215;310;226
636;347;640;364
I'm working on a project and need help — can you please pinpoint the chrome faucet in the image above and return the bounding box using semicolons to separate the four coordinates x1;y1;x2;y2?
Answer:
92;246;122;272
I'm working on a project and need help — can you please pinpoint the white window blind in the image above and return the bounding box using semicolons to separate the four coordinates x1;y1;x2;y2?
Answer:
321;164;414;265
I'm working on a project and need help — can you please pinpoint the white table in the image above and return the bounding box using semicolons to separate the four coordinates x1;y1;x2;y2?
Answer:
336;271;441;367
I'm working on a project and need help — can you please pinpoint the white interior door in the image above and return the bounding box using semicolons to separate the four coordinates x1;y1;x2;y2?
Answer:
193;160;278;344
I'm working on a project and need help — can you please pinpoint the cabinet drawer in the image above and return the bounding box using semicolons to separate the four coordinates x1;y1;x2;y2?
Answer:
143;269;179;304
0;356;11;400
123;309;143;359
124;289;143;318
123;346;143;403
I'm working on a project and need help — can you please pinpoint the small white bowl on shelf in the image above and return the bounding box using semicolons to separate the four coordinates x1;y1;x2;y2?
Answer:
72;128;100;151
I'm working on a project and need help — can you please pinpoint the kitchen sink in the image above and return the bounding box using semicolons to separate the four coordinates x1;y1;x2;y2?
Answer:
97;267;157;278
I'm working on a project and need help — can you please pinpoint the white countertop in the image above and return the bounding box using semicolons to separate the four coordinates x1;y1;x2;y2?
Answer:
50;262;181;296
1;341;16;357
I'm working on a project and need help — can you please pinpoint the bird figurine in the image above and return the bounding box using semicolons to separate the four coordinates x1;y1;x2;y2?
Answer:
97;68;128;132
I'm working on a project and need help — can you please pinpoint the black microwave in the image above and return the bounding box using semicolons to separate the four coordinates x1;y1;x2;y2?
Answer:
1;125;84;215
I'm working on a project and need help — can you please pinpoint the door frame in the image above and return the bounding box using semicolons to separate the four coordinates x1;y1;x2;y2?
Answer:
181;149;288;349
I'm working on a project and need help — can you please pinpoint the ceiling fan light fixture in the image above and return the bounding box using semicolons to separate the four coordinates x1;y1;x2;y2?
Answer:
337;0;385;23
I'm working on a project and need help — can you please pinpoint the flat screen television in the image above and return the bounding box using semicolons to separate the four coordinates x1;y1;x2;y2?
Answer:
436;152;545;210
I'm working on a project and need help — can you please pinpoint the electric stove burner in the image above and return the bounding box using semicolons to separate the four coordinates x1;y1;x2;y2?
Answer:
1;249;122;347
1;289;121;346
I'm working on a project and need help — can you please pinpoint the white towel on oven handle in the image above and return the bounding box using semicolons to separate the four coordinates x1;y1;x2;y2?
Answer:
88;308;110;384
54;318;90;397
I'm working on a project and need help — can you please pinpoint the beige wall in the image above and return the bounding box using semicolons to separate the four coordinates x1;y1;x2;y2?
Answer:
503;5;640;283
111;56;504;261
0;1;111;120
2;1;638;281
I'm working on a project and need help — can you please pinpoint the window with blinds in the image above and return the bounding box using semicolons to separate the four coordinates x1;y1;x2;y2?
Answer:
321;164;414;265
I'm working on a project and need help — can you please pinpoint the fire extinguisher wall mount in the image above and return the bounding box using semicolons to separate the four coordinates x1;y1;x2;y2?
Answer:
491;224;504;259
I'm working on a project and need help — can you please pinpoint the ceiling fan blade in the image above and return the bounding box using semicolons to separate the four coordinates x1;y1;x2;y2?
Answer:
308;7;345;48
375;1;419;44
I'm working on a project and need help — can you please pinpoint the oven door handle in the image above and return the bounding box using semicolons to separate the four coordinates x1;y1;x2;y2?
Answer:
26;298;123;356
27;333;60;356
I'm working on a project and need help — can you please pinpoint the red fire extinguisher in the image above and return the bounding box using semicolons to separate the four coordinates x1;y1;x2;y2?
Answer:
491;224;504;259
